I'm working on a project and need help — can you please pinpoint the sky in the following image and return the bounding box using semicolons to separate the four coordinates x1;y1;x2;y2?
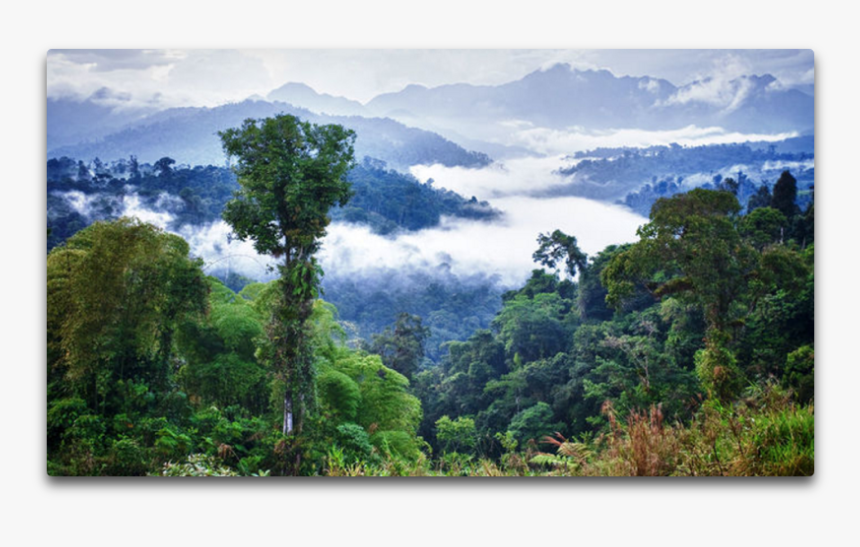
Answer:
47;49;815;108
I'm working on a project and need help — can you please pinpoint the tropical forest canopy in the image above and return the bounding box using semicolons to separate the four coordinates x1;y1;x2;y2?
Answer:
47;110;814;475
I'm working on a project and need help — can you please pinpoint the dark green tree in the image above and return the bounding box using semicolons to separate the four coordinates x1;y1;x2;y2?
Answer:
532;229;588;280
218;115;355;452
367;312;430;380
507;402;563;446
771;170;799;220
740;207;788;250
154;157;176;180
719;177;739;196
747;183;772;213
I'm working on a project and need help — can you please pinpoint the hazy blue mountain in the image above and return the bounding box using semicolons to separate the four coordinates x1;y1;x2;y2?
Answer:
48;100;491;170
365;64;813;137
47;89;156;150
267;82;367;116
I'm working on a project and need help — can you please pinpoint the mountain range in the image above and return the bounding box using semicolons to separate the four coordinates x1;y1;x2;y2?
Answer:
365;65;812;133
47;63;813;169
49;99;490;170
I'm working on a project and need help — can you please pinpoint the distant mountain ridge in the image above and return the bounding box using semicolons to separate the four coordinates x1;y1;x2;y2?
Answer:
47;63;813;170
362;64;813;138
49;100;491;170
267;82;366;117
47;89;157;150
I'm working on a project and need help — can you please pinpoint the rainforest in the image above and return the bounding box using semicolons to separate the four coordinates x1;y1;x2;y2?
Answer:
45;51;814;477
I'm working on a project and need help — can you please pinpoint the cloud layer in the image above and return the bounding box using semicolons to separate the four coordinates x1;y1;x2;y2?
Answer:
320;195;645;286
505;125;798;156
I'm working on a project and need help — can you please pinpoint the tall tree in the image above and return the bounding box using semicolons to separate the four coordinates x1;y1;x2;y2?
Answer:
218;115;355;454
771;170;799;220
532;229;588;280
601;189;757;399
532;229;588;318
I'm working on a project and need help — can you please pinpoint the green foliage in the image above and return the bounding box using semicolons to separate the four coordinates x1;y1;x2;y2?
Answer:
532;229;588;279
601;188;807;400
158;454;240;477
771;170;799;220
335;353;422;436
105;438;149;476
694;343;743;401
176;278;268;412
494;292;572;365
219;115;355;257
47;218;209;474
317;369;362;422
48;218;208;398
784;345;814;404
371;430;423;461
435;415;478;454
331;158;498;234
365;312;430;380
410;183;812;473
508;402;563;446
323;270;502;363
740;207;787;250
335;423;374;462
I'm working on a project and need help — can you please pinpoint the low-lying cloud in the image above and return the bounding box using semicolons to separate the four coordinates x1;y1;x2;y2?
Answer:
321;195;645;287
505;125;798;157
176;220;278;280
410;156;576;199
54;179;646;289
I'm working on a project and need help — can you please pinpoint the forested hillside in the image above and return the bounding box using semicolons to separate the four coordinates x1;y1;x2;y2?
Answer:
47;154;499;249
46;113;814;476
553;139;814;204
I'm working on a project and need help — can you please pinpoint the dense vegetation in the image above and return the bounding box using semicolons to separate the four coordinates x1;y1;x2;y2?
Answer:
47;154;498;250
324;269;503;363
331;157;498;234
47;116;814;477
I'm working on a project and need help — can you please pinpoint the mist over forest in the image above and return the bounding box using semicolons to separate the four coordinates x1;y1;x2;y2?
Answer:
47;52;815;476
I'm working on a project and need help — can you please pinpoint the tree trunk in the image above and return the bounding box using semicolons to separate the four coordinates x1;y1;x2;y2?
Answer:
283;392;293;435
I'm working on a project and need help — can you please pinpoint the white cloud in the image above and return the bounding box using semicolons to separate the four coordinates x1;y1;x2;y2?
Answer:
121;194;174;227
47;50;274;109
101;187;646;289
320;195;646;287
176;220;277;280
410;156;574;199
505;125;797;156
661;54;757;113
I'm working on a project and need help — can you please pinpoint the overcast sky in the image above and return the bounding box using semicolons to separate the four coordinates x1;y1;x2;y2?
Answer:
47;49;814;108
